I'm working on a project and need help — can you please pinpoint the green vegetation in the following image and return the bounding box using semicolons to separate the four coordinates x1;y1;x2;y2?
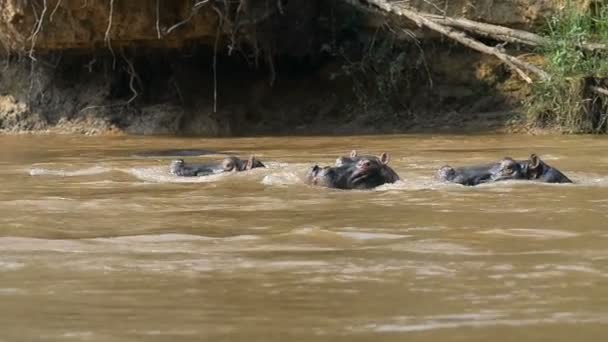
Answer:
525;1;608;133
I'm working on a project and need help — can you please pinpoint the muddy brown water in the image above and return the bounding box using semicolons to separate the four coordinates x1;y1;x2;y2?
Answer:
1;134;608;341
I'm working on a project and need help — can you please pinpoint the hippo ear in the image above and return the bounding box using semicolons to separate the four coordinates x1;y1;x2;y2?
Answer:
529;154;541;169
379;152;390;165
350;150;358;158
245;155;255;170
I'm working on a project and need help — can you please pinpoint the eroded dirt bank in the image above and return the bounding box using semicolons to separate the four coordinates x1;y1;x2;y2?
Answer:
0;0;564;135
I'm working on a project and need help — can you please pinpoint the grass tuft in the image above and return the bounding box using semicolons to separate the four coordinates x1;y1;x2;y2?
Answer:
525;1;608;133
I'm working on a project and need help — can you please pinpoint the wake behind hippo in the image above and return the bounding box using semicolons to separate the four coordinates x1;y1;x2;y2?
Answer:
170;155;265;177
437;154;571;186
306;152;400;190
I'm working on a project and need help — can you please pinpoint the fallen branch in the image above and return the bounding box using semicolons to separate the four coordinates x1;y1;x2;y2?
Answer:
424;13;608;52
345;0;550;82
591;86;608;97
350;1;607;52
422;13;545;46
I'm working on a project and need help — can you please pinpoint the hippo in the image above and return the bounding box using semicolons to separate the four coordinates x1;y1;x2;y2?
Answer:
170;155;265;177
436;157;526;186
437;154;571;186
306;152;400;190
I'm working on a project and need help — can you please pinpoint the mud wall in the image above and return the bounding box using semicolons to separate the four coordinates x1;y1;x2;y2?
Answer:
0;0;568;135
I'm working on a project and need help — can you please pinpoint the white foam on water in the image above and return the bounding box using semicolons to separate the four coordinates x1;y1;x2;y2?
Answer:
355;311;608;333
28;165;110;177
336;231;409;241
261;172;303;186
479;228;579;239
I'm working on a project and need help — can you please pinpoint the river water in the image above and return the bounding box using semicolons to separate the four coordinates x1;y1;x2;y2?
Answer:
1;134;608;341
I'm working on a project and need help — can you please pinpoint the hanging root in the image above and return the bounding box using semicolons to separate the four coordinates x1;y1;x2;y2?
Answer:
50;0;62;22
79;52;140;114
120;49;140;105
165;0;211;35
105;0;116;68
29;0;49;62
277;0;284;15
156;0;161;39
212;5;223;113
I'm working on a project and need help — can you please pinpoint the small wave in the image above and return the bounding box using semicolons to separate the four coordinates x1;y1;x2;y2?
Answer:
479;228;578;239
261;172;302;186
336;231;409;241
355;311;608;333
0;261;25;271
91;233;223;243
0;234;261;253
28;166;110;177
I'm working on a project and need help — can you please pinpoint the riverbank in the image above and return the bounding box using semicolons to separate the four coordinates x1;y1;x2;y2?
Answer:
0;0;600;136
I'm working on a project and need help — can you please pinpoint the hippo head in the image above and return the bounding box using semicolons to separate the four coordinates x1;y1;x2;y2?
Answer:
308;152;398;189
490;157;527;182
170;159;185;174
349;153;393;186
522;154;546;180
221;155;265;172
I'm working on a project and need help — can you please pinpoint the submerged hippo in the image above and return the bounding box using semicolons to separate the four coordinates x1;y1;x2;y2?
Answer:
437;154;571;186
306;152;400;190
170;155;265;177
